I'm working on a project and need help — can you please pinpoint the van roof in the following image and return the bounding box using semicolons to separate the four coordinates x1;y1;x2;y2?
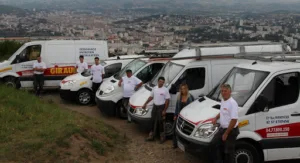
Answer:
237;61;300;73
24;40;107;45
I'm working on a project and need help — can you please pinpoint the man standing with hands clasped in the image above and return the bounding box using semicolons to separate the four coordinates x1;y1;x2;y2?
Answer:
211;84;239;163
33;56;46;97
118;69;143;122
143;77;170;144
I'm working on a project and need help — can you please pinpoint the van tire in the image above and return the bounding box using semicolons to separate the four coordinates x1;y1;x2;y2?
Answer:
4;76;20;89
76;89;92;105
165;115;175;138
116;100;127;119
234;141;261;163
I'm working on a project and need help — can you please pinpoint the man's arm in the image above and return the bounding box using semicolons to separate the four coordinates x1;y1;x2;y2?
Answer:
212;113;220;125
163;99;170;113
135;82;143;90
225;119;238;135
143;96;153;109
101;66;105;79
118;78;123;87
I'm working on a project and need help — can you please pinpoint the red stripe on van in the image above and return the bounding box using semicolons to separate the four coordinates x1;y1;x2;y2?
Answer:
17;66;77;76
179;114;203;125
255;122;300;138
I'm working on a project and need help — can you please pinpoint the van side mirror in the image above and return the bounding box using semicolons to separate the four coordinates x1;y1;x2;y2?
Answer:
255;95;269;112
169;84;177;94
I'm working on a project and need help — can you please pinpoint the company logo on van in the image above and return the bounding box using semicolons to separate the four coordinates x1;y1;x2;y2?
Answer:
49;67;76;75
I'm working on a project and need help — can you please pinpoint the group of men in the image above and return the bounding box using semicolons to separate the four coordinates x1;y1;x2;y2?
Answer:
32;55;239;163
32;55;105;99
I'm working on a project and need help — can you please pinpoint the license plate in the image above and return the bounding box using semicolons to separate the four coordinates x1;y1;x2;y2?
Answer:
177;141;185;152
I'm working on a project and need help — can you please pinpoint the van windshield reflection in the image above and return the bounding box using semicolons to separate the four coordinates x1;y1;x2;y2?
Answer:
150;61;184;87
207;67;269;107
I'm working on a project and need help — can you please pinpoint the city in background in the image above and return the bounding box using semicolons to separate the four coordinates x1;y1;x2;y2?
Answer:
1;0;300;55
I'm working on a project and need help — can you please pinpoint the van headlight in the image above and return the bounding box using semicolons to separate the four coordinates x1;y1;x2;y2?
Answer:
134;108;149;116
103;85;115;94
194;123;219;138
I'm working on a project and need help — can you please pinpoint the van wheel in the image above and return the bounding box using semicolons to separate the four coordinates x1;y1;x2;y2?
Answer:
4;76;20;89
165;116;174;138
234;141;261;163
116;100;127;119
77;89;92;105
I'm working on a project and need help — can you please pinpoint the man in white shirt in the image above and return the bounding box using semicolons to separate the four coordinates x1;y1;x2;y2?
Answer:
33;56;46;96
76;55;88;73
91;57;105;102
118;69;143;122
212;84;239;163
143;77;170;144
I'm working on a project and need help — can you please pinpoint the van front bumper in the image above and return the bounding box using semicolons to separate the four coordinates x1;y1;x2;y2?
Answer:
96;97;116;116
60;89;77;101
129;110;152;131
176;129;211;158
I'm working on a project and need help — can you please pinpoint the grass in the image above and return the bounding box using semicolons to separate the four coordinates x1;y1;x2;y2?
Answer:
0;85;126;162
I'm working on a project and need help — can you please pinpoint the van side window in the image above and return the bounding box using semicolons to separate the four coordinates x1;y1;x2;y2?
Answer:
16;45;41;63
258;72;299;109
175;68;205;91
136;63;164;83
104;63;122;78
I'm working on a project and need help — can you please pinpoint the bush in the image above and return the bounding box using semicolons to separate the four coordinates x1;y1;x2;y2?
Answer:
0;41;23;61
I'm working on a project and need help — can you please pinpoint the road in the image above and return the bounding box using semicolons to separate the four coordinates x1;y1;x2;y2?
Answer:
44;92;299;163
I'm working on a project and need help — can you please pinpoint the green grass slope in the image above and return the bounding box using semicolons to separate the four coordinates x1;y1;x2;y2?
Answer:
0;85;127;162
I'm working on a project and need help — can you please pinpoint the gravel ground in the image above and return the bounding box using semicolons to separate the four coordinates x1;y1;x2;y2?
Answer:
44;93;203;163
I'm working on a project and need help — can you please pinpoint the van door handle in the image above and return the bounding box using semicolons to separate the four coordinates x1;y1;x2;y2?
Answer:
291;112;300;116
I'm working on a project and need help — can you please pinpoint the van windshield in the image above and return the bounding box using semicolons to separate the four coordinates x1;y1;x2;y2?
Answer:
150;61;184;87
114;59;147;80
8;44;26;62
207;67;269;107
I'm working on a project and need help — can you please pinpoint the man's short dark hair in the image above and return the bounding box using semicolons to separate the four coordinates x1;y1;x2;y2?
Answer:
94;57;99;60
126;69;132;73
158;76;165;81
79;55;84;59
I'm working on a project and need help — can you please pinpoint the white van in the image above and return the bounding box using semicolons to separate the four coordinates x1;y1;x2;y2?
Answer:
128;43;286;137
0;40;108;89
59;55;145;105
95;58;166;118
176;57;300;162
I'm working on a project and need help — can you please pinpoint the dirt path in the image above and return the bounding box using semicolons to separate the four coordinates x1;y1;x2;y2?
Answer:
44;93;203;163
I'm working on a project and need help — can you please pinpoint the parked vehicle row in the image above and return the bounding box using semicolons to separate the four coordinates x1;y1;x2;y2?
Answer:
3;39;299;162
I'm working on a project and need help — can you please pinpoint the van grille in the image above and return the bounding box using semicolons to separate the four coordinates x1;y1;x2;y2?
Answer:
177;116;195;136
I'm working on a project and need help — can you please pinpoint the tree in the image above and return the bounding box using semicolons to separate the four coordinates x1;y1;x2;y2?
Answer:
0;41;23;61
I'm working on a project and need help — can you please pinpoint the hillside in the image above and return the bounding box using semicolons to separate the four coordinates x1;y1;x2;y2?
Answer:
0;5;30;15
0;85;127;162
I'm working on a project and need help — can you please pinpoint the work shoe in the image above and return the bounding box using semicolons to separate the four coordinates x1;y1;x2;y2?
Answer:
159;137;166;144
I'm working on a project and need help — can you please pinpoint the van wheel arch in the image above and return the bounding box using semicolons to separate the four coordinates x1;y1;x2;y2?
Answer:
234;139;264;163
116;99;128;119
3;76;20;89
76;88;93;105
165;113;175;138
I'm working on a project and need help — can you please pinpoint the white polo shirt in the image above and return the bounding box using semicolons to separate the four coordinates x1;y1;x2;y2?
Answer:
150;86;171;106
122;76;142;98
220;97;239;128
91;64;105;83
76;61;88;73
33;61;46;75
